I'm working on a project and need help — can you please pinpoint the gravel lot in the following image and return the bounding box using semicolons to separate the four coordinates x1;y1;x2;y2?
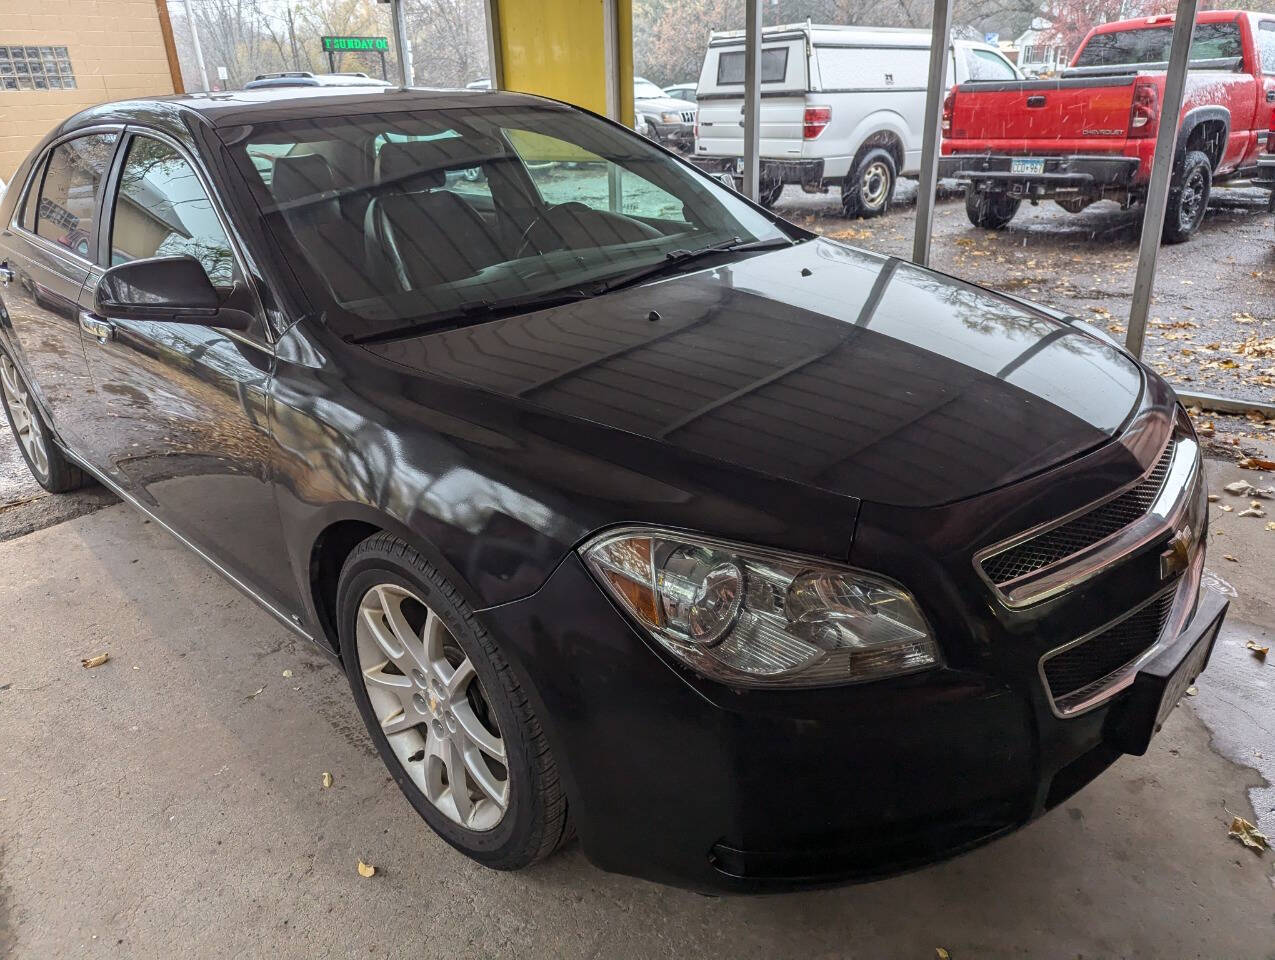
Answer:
777;179;1275;408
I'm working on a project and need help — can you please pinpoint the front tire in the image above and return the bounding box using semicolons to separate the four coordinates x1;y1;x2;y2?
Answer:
841;148;896;218
1162;149;1211;244
965;187;1021;229
336;532;571;870
0;352;89;493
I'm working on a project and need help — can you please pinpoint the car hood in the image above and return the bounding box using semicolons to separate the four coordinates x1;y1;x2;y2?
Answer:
363;239;1144;508
635;96;695;113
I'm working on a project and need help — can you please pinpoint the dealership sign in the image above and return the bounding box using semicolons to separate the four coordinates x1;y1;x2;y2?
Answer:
321;36;389;52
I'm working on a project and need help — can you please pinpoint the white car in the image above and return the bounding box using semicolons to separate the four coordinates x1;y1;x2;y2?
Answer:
691;23;1021;214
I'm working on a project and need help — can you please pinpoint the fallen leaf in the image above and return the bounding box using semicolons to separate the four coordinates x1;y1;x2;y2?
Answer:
937;950;951;960
1238;457;1275;471
1246;641;1269;660
1207;494;1219;502
321;771;334;789
81;653;110;669
1238;508;1266;518
357;860;376;878
1266;522;1275;532
1224;481;1273;499
282;669;293;678
1221;505;1233;512
1228;816;1269;854
1186;685;1198;696
248;686;265;699
1223;555;1239;562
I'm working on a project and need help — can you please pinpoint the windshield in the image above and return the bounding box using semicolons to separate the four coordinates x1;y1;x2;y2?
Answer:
1073;21;1242;67
225;103;787;340
634;79;667;98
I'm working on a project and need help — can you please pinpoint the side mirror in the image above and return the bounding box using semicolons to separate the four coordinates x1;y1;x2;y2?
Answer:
94;256;250;331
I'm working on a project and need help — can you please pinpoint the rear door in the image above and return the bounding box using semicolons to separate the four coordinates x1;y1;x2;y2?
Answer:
0;131;118;451
694;35;808;160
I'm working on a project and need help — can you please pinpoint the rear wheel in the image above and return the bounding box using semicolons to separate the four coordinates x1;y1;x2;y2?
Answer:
965;187;1021;229
841;148;896;218
337;533;571;870
0;352;89;493
1162;150;1211;244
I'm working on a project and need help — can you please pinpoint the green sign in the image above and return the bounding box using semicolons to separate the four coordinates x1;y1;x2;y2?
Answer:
321;36;389;53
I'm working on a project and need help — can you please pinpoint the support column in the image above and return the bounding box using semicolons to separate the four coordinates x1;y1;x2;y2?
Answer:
390;0;414;88
742;0;762;201
1126;0;1199;359
912;0;952;266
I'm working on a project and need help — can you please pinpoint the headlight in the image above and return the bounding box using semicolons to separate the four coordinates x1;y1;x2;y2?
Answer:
581;527;939;688
659;111;681;124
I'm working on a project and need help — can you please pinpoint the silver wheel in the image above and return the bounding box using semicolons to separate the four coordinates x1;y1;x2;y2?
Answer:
356;583;509;831
0;354;49;480
860;160;891;209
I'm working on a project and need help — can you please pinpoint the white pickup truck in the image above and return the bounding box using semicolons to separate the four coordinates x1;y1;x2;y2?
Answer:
691;23;1021;216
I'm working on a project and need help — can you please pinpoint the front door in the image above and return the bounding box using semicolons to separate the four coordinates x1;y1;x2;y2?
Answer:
77;130;301;617
0;132;119;451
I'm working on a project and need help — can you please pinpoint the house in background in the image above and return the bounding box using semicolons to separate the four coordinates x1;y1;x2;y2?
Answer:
1013;18;1069;76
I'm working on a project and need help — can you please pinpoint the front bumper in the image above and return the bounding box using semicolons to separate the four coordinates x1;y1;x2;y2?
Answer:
689;155;826;192
647;121;694;152
478;548;1226;891
940;154;1141;196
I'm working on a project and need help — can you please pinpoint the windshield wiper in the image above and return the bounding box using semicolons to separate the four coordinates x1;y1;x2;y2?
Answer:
593;236;795;295
347;287;593;346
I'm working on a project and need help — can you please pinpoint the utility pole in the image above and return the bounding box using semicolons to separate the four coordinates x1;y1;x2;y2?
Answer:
181;0;210;92
286;4;301;71
389;0;413;87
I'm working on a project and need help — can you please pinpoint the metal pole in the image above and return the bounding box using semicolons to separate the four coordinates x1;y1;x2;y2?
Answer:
182;0;210;92
1126;0;1198;359
601;0;621;120
483;0;504;89
911;0;953;266
390;0;413;87
742;0;762;201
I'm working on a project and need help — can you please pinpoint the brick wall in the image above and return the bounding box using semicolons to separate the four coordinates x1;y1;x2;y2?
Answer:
0;0;177;181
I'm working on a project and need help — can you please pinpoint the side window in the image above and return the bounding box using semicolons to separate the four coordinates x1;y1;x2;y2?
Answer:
507;130;683;221
966;48;1018;81
18;154;46;232
33;133;117;257
1259;22;1275;75
109;136;235;286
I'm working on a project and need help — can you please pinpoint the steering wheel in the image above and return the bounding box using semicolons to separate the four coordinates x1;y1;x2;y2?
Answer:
514;202;593;259
515;202;662;259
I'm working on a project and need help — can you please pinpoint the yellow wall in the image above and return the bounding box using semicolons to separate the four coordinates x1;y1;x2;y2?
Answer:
495;0;633;128
0;0;177;180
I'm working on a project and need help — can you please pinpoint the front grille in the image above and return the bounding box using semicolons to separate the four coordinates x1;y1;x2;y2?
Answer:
681;110;695;123
1043;590;1175;703
981;440;1176;586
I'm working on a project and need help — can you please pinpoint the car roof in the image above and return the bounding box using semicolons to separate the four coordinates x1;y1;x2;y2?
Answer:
57;86;563;135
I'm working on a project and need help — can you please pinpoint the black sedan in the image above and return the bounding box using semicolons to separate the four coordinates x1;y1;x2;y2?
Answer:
0;86;1225;891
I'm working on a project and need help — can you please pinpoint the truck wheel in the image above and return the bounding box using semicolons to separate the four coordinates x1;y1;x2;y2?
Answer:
1162;150;1211;244
841;148;896;218
965;188;1021;229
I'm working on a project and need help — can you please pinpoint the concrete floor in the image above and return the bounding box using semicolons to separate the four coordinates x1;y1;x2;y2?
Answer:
0;460;1272;959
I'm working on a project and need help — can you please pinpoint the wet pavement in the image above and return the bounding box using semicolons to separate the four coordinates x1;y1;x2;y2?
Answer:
777;179;1275;407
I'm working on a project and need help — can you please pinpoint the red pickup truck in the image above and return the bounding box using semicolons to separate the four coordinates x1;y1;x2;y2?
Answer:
939;10;1275;241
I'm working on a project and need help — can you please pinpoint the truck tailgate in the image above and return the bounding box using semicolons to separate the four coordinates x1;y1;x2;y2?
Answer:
948;76;1137;149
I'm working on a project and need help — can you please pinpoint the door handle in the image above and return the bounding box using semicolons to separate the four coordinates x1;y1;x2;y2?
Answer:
79;311;115;343
1026;95;1046;108
1266;89;1275;102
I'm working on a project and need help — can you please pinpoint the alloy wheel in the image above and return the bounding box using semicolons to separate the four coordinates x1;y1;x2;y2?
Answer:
0;354;48;480
860;160;891;209
1179;168;1206;232
356;583;509;830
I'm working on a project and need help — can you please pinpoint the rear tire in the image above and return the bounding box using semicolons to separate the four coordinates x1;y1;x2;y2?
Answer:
841;148;896;218
1162;149;1211;244
336;532;571;871
0;351;90;494
965;187;1021;229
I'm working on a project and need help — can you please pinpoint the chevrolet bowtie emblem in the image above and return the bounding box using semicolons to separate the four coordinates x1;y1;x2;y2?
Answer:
1160;526;1193;580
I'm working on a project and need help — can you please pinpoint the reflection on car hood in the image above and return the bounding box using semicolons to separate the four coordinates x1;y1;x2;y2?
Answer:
363;239;1144;507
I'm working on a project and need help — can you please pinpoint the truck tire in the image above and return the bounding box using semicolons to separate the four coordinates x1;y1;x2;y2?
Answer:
965;187;1021;229
1162;150;1211;244
841;148;896;218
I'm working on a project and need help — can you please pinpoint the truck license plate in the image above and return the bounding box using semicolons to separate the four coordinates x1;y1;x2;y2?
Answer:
735;158;745;174
1011;158;1046;175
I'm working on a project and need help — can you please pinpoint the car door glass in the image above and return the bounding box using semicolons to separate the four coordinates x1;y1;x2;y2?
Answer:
508;130;683;221
966;49;1018;81
33;133;116;257
1259;22;1275;74
110;136;235;286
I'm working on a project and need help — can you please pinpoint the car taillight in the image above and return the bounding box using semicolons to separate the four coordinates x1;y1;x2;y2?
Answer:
1129;80;1160;138
802;106;831;140
942;90;955;136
